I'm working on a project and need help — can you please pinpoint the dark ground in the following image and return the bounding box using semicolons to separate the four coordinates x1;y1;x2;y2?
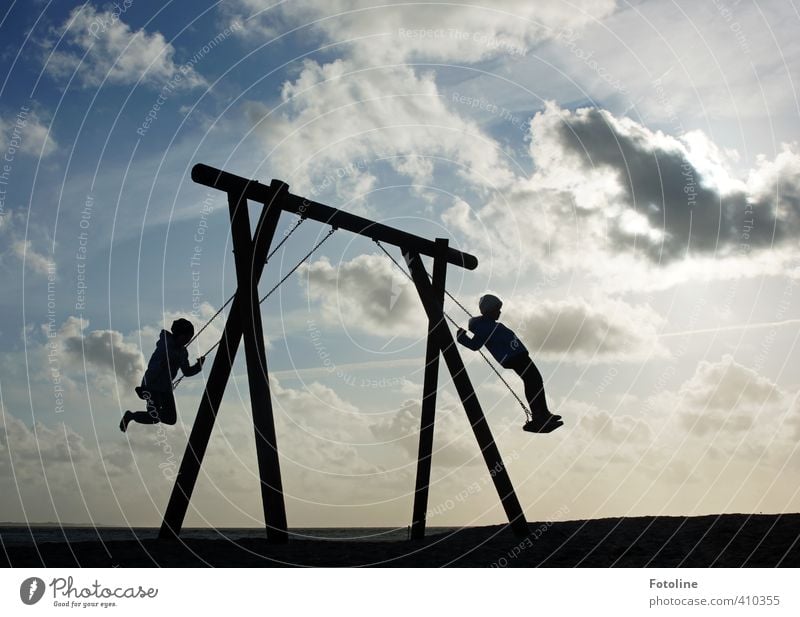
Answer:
3;514;799;567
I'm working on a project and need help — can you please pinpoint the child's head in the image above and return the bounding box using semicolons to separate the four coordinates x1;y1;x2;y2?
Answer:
478;294;502;320
171;318;194;345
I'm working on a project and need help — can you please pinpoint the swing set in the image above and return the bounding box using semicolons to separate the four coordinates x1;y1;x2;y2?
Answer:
158;164;531;543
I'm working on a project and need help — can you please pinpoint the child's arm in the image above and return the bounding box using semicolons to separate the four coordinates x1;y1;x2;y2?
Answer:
180;351;205;377
456;323;490;350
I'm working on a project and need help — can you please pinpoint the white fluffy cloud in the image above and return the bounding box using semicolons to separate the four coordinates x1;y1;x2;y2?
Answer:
228;0;616;64
299;253;426;338
0;109;57;157
511;296;667;362
45;6;205;88
542;354;798;515
580;1;800;124
231;1;617;220
0;404;148;524
1;211;54;277
246;59;516;196
677;354;785;437
11;240;53;276
369;398;477;468
0;411;92;469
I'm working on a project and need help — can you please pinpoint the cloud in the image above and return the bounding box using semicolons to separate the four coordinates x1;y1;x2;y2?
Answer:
0;211;54;277
553;360;794;498
56;317;145;388
45;6;205;88
0;109;57;157
748;145;800;232
441;102;800;288
0;408;119;523
11;240;53;276
232;1;617;205
0;398;199;524
0;362;386;524
244;59;516;197
552;400;656;474
577;407;652;446
3;325;799;525
299;257;667;363
574;1;800;124
228;0;616;64
510;296;667;362
528;103;798;262
677;354;784;436
0;411;92;468
299;254;425;338
369;398;477;468
788;394;800;441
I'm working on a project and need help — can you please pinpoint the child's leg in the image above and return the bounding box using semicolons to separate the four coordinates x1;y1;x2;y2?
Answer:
128;391;174;425
155;391;177;425
509;355;551;416
128;407;161;424
128;411;160;424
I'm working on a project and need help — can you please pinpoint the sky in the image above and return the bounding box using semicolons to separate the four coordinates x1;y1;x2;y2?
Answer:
0;0;799;530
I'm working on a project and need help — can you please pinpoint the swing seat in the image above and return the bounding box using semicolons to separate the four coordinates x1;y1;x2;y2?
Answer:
523;416;563;434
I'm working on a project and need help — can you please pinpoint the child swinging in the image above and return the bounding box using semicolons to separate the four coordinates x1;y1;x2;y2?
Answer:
120;318;205;432
456;294;563;433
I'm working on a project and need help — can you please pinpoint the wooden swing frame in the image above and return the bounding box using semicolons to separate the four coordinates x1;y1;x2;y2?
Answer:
158;164;528;543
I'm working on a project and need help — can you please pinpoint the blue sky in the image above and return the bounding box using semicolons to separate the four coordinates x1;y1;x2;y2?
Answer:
1;0;799;528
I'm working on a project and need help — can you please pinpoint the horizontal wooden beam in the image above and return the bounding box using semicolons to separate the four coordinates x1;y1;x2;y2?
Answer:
191;163;478;270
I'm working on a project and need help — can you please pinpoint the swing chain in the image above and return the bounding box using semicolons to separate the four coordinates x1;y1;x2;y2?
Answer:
179;216;306;351
259;227;335;304
374;240;532;421
184;295;234;350
265;216;305;264
171;220;334;390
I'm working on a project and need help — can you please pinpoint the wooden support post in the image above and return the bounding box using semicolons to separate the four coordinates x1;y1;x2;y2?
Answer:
410;239;448;540
159;181;286;541
228;188;289;544
404;252;529;538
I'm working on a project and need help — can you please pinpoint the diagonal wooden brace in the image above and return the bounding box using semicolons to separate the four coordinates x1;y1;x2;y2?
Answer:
159;180;288;541
404;251;529;538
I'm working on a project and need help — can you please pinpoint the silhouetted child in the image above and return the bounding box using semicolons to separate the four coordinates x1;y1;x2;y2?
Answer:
119;318;205;432
456;294;562;433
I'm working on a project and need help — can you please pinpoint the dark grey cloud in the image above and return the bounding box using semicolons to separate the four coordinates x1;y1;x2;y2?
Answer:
534;105;798;261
